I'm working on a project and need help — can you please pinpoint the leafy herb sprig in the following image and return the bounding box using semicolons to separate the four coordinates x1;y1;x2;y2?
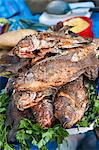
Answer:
78;81;99;127
16;119;69;150
0;90;14;150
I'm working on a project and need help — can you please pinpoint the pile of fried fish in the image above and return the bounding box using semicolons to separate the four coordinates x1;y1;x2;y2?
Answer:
0;24;99;142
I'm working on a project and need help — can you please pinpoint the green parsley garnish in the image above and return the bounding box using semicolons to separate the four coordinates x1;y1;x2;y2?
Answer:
78;81;99;127
0;90;14;150
16;119;69;150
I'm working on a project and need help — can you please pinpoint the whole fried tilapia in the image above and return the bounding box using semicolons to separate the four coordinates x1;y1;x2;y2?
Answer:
54;76;88;128
14;43;99;92
12;29;90;60
13;87;58;128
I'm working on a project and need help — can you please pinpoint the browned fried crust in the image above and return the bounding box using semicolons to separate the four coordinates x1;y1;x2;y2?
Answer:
14;46;99;92
54;76;88;128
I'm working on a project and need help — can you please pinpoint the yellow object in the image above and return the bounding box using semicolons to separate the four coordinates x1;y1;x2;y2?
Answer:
0;72;11;78
63;18;89;33
0;18;8;26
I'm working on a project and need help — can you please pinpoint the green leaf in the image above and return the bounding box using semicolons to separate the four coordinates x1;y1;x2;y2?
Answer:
4;144;14;150
0;108;6;113
0;141;3;148
19;119;30;129
16;130;27;144
32;123;42;132
95;101;99;108
42;130;54;139
32;138;38;145
57;136;63;145
78;81;99;127
41;146;48;150
26;130;32;134
38;139;47;149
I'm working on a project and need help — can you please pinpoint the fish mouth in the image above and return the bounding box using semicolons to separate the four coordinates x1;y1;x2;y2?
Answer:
59;115;71;128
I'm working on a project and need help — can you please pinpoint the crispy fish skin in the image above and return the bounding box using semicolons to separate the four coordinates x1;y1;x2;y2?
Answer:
13;87;57;128
12;29;90;59
54;76;88;128
13;90;39;111
13;87;57;110
84;66;99;80
31;87;58;128
31;97;54;128
14;43;99;92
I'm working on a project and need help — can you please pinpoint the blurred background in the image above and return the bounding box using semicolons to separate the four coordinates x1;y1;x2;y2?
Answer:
26;0;99;13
